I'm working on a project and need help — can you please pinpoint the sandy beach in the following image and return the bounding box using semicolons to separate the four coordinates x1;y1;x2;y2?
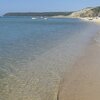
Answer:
79;17;100;23
1;1;100;99
4;30;92;100
52;15;100;23
1;18;98;100
58;23;100;100
1;17;100;100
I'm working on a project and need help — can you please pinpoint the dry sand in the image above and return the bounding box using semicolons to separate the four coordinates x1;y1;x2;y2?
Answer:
80;17;100;23
58;31;100;99
52;16;100;24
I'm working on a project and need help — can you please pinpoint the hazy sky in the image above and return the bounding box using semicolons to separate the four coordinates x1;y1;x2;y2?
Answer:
0;0;100;15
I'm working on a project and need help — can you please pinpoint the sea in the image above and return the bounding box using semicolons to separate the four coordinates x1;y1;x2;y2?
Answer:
0;17;100;100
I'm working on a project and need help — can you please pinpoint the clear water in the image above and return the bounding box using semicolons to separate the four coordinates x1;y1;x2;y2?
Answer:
0;18;89;71
0;17;94;62
0;17;99;100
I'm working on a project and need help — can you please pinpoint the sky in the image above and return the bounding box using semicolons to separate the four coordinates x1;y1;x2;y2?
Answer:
0;0;100;15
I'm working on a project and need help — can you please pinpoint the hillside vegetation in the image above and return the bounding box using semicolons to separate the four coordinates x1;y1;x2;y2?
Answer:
68;6;100;18
3;12;72;17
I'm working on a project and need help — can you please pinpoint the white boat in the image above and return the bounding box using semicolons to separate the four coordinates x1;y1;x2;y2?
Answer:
32;17;37;19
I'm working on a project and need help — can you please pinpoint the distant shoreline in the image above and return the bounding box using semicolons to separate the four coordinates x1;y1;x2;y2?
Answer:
3;12;73;17
3;6;100;19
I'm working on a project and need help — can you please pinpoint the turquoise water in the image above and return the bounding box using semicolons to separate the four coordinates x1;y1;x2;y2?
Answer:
0;18;89;70
0;17;92;76
0;17;99;100
0;17;94;61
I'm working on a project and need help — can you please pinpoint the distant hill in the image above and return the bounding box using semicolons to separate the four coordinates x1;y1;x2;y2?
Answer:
3;12;73;17
68;6;100;18
3;6;100;18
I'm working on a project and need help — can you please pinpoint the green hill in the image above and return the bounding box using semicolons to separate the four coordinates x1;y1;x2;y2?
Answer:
3;12;72;17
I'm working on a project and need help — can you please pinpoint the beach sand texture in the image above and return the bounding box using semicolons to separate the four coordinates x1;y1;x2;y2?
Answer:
59;32;100;100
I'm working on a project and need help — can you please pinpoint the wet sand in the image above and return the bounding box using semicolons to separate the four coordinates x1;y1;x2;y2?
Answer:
59;31;100;100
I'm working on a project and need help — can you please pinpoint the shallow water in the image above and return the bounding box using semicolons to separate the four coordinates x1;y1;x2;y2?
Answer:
0;17;99;100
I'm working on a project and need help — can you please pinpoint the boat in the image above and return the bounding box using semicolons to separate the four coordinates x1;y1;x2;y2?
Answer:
32;17;37;20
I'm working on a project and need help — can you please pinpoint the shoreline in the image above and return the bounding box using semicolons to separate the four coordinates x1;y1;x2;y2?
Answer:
58;22;100;99
1;19;98;100
52;16;100;23
79;17;100;23
1;17;100;100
